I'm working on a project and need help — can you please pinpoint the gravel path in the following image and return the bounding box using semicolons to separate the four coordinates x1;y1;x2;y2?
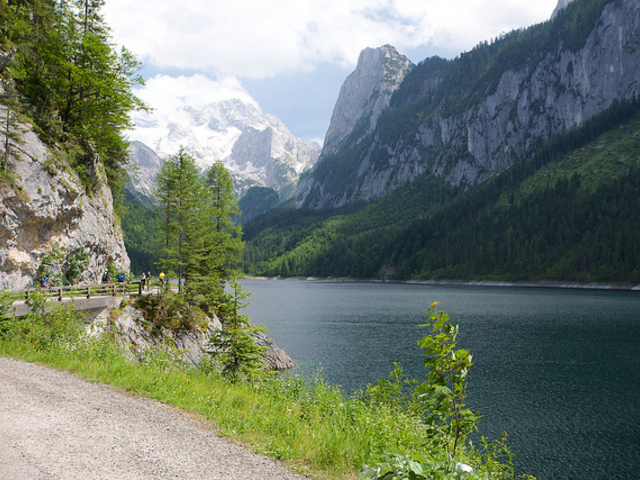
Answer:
0;357;309;480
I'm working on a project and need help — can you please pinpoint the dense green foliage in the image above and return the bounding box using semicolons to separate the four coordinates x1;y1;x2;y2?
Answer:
0;300;523;479
207;277;267;382
243;102;640;284
0;0;144;193
149;150;264;382
237;186;280;225
121;190;157;274
154;149;244;314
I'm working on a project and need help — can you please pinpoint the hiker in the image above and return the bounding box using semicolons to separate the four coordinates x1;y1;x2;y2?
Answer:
140;271;146;290
146;271;151;291
159;271;165;288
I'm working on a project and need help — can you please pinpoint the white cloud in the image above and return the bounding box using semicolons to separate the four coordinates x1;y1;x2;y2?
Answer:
106;0;560;141
104;0;558;79
127;74;259;145
135;74;257;115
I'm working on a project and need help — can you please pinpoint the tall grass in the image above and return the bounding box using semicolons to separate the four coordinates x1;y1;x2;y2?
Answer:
0;303;524;479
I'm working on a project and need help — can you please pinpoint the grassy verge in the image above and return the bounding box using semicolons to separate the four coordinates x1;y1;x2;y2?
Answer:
0;302;529;479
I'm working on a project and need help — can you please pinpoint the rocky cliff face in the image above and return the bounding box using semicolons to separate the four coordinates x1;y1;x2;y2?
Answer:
128;99;321;200
127;141;162;198
0;107;130;289
321;45;414;156
552;0;578;18
298;0;640;208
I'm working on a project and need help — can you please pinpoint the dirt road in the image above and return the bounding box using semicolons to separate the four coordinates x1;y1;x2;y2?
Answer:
0;357;308;480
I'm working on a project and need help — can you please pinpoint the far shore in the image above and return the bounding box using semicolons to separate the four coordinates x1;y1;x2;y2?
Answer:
245;276;640;291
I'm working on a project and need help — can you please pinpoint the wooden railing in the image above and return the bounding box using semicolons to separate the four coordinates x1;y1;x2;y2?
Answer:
5;281;144;304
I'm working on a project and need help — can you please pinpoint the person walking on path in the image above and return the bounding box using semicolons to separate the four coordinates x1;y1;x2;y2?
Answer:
146;271;151;291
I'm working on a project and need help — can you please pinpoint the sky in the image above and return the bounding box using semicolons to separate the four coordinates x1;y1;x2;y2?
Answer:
102;0;560;144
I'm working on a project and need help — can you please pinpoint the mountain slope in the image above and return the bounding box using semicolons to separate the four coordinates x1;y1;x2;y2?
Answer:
128;99;321;200
298;0;640;208
243;99;640;284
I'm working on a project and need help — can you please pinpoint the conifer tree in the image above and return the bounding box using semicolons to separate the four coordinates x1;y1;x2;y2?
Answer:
154;148;207;293
2;0;144;192
201;161;244;296
154;150;244;315
207;276;266;382
0;80;25;175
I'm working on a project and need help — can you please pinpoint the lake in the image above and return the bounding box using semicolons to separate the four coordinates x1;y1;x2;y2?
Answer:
242;279;640;480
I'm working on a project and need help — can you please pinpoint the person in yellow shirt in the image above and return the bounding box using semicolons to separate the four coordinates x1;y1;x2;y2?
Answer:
159;271;165;288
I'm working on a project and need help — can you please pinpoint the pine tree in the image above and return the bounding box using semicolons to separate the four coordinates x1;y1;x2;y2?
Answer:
0;80;25;175
207;277;266;382
154;148;207;293
201;161;244;296
3;0;144;193
154;150;245;317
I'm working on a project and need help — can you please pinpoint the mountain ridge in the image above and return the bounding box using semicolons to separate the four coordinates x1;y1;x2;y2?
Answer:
297;0;640;209
242;99;640;283
127;98;321;200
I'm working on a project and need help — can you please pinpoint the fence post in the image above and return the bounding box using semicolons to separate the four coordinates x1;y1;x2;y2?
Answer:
58;288;62;301
87;286;91;299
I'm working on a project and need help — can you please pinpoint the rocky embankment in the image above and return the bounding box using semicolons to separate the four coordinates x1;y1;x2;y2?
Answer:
87;305;295;371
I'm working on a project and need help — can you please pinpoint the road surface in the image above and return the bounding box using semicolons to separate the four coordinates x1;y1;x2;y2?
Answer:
0;357;308;480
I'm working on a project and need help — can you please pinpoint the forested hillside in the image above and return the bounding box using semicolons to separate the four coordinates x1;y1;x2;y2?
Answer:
242;99;640;284
297;0;640;209
0;0;143;195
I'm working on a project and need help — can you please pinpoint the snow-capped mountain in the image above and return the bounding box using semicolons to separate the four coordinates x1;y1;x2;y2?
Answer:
127;98;321;199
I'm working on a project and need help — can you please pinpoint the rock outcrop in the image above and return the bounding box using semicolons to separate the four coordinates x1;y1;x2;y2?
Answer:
298;0;640;208
321;45;414;157
127;141;162;198
552;0;578;18
88;305;295;371
0;106;130;289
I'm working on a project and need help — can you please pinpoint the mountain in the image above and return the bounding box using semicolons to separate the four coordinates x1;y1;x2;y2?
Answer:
552;0;578;18
321;45;414;156
242;98;640;283
241;0;640;284
296;45;414;204
297;0;640;208
127;99;321;200
127;141;162;198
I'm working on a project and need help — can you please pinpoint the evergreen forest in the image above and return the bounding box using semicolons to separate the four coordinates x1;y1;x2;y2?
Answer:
241;99;640;285
0;0;144;195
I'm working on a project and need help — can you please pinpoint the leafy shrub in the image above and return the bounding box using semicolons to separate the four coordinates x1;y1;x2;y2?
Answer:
361;303;529;480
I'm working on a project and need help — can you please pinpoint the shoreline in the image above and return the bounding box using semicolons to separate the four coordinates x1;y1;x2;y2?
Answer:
246;276;640;291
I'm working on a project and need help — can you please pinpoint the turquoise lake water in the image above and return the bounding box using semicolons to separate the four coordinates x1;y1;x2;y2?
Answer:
242;279;640;480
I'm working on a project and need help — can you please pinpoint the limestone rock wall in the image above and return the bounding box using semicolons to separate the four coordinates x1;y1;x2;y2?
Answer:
0;108;130;289
321;45;414;157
